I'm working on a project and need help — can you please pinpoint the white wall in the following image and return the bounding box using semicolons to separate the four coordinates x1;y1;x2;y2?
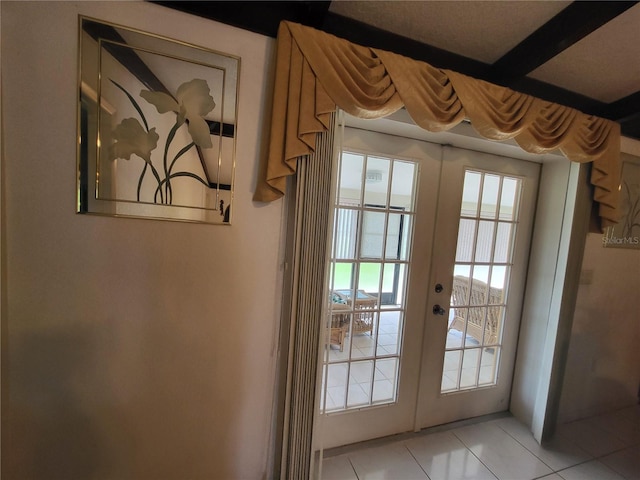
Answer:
510;160;573;430
558;232;640;422
1;2;283;478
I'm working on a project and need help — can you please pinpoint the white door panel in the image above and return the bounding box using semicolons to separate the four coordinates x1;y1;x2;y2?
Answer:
320;127;540;449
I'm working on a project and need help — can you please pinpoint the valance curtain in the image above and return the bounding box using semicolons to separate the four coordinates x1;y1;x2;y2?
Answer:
255;20;621;229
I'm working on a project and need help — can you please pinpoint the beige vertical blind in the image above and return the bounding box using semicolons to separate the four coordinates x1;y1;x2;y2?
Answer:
280;120;336;479
255;21;621;229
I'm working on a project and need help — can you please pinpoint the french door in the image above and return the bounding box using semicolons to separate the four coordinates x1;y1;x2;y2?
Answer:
416;146;539;428
319;126;539;449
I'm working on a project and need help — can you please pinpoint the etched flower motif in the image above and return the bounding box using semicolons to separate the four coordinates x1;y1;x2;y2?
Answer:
140;79;216;148
111;118;159;163
108;77;217;206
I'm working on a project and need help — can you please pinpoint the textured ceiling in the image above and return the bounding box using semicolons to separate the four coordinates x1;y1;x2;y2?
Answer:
529;3;640;103
329;1;570;64
155;0;640;140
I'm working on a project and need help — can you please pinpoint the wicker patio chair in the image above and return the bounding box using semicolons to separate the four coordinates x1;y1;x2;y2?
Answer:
449;276;504;345
333;289;376;335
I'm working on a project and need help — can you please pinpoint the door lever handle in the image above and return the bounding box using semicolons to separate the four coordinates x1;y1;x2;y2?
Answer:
433;304;446;316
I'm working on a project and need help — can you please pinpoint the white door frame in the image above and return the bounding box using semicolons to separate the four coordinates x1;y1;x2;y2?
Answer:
511;159;593;442
314;110;595;442
272;110;619;478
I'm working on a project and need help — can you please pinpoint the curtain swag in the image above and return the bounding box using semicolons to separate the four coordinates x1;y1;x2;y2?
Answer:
255;21;621;229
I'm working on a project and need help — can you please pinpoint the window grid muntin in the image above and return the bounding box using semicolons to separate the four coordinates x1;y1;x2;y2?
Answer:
442;168;523;393
323;149;418;412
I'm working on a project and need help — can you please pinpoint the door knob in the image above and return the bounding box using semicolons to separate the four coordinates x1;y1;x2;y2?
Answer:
433;304;446;315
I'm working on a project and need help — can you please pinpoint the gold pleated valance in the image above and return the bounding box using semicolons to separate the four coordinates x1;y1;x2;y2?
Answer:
255;21;621;228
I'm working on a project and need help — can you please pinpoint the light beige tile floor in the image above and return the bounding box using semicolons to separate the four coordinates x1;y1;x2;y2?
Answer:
321;405;640;480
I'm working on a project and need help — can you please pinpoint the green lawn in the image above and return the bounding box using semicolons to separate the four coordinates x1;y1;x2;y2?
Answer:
332;262;395;293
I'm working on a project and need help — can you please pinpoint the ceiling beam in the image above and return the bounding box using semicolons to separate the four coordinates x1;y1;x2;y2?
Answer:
620;115;640;139
490;1;638;82
153;1;331;37
152;1;640;140
598;91;640;122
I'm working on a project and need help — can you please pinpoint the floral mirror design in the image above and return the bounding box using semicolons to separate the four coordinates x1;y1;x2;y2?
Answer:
77;17;239;224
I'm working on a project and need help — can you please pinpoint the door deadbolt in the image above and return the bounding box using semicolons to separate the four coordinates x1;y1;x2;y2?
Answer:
433;304;446;315
435;283;443;293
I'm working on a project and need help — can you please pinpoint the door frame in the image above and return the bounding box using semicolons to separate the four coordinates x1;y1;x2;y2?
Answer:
270;110;598;478
317;111;595;443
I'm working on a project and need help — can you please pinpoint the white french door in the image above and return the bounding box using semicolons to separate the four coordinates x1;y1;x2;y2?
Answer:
415;146;539;429
319;126;539;450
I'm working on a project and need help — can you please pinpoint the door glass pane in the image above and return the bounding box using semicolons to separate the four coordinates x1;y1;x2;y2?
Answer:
374;358;398;403
358;262;381;293
460;349;481;389
479;347;499;386
455;219;476;262
480;174;500;219
332;262;354;291
489;266;509;302
474;221;495;262
363;157;391;207
347;360;374;407
446;307;466;349
380;263;397;306
398;215;412;261
485;306;504;346
333;208;358;259
471;265;490;302
461;171;481;216
494;222;514;263
380;263;407;309
385;213;403;259
499;177;519;220
442;350;462;392
390;161;417;211
376;310;402;355
465;307;487;347
361;211;386;259
443;169;522;393
325;363;348;411
338;152;364;206
323;151;418;412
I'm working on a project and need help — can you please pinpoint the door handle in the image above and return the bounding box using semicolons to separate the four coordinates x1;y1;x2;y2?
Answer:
433;304;446;316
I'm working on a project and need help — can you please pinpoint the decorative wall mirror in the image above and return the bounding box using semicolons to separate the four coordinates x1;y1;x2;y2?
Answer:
77;16;239;224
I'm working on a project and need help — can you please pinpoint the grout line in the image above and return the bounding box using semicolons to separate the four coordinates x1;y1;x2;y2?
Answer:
492;420;559;473
403;443;432;479
492;419;600;475
449;428;499;480
346;456;359;480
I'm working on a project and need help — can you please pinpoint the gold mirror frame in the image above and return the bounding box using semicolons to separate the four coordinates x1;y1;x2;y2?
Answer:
77;16;240;224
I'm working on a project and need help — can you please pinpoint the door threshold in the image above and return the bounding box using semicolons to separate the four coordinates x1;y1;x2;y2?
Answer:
322;411;512;458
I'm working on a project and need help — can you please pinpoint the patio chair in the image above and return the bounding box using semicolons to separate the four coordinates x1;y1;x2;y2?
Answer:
329;290;376;350
449;276;503;345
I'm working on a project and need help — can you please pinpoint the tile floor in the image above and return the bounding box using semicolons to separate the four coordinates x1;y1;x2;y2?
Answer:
321;405;640;480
